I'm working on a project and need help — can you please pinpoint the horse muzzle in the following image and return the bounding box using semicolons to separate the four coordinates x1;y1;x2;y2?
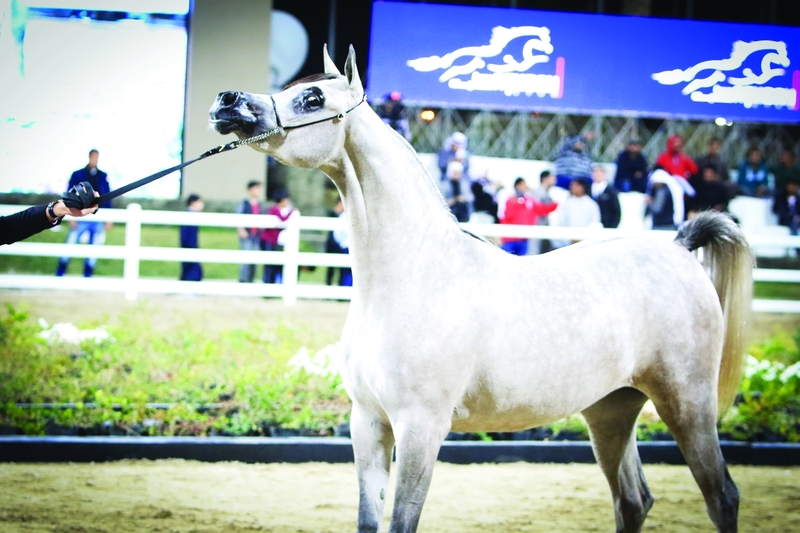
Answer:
209;91;263;136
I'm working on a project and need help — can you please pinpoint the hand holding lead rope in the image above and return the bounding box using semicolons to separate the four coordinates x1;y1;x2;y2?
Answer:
61;181;98;210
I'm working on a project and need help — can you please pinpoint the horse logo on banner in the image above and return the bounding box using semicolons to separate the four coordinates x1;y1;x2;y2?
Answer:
652;40;800;110
406;25;565;98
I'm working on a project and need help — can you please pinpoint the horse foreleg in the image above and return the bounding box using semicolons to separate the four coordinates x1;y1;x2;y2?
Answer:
582;387;653;533
387;412;450;533
352;403;395;533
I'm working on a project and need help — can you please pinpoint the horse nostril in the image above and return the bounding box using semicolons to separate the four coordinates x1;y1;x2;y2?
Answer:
218;91;240;108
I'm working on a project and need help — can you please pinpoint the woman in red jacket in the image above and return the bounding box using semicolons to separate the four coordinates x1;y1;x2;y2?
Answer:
500;177;559;256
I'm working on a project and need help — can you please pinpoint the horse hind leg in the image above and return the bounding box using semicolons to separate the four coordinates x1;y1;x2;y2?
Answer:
582;387;653;533
351;403;395;533
649;386;739;532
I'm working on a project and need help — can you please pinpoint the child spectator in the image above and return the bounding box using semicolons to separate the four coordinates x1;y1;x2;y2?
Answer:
262;189;297;284
773;178;800;238
179;194;204;282
553;178;600;248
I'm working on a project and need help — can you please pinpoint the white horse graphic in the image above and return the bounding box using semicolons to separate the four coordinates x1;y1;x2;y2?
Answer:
653;40;790;95
209;46;753;533
407;25;554;82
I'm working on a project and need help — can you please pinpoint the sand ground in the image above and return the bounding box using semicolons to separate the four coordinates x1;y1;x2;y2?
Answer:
0;460;798;532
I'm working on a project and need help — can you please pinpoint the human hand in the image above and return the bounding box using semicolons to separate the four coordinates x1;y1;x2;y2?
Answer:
238;228;248;239
52;192;100;219
104;221;113;231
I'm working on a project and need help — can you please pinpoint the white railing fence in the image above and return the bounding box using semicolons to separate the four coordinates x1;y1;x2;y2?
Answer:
1;204;799;312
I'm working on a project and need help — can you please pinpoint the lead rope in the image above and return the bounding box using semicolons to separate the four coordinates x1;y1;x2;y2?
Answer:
92;94;366;206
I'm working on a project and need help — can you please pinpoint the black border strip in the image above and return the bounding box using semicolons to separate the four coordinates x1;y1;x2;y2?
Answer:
1;437;799;465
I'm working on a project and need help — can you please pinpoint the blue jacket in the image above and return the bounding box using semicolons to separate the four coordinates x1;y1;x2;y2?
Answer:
69;167;111;209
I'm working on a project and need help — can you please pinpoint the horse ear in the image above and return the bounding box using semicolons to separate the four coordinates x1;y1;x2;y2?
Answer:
344;44;363;93
323;44;341;76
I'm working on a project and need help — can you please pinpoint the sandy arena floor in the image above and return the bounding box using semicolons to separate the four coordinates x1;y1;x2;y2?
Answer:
0;460;798;532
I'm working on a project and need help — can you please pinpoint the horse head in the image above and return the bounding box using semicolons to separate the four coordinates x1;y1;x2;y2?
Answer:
208;45;364;169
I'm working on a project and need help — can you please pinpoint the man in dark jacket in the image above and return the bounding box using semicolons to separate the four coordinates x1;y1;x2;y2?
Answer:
55;149;112;277
591;166;621;228
614;139;648;193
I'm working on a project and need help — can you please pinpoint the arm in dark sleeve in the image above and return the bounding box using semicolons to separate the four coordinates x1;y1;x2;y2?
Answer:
0;204;56;245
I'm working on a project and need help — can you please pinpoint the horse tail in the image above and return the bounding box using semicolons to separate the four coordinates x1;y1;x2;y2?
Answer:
674;211;754;413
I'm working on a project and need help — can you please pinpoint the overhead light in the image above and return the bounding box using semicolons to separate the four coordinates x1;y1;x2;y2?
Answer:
420;109;435;122
715;117;727;126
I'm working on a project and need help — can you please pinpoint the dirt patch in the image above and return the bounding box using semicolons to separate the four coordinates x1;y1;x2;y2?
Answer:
0;460;797;532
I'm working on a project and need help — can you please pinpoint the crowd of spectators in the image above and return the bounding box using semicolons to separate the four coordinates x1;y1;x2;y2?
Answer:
433;129;800;256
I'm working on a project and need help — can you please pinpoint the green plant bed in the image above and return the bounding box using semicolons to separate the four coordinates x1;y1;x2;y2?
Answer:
1;306;798;441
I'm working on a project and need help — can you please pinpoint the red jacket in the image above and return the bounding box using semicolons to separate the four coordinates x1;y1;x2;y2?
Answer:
656;135;698;179
261;204;295;245
500;195;558;243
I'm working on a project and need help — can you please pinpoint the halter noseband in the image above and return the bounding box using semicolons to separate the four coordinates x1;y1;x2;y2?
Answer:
236;92;368;148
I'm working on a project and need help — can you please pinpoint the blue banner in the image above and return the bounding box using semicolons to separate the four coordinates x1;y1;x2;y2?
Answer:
367;2;800;123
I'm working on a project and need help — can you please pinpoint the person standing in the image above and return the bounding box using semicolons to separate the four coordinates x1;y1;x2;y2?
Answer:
55;149;112;277
262;189;297;284
772;149;800;193
325;197;351;286
528;170;557;254
439;160;474;223
591;166;621;229
236;181;266;283
500;177;558;256
554;132;594;190
553;178;601;248
613;139;648;193
695;137;730;183
179;194;204;282
736;148;770;198
437;132;470;180
656;135;698;180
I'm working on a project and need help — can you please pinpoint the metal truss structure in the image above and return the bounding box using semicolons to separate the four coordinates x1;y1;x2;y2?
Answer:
401;105;800;167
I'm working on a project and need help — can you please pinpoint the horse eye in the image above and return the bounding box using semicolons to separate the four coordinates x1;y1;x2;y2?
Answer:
303;88;325;109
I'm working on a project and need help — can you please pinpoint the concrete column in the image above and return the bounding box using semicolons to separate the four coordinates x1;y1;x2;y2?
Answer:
183;0;272;201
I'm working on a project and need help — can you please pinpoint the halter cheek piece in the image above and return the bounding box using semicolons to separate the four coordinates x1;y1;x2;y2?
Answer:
84;94;367;207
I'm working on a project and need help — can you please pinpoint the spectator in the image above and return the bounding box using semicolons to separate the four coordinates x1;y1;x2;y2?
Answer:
235;181;267;283
771;149;800;193
655;134;698;180
500;177;558;256
1;183;99;246
262;189;297;284
736;148;770;198
614;139;648;193
325;198;351;286
591;166;621;228
554;132;594;190
376;91;411;141
695;137;730;183
553;178;600;247
688;165;730;216
437;132;470;180
470;170;500;223
439;160;473;223
647;180;677;231
179;194;204;282
773;178;799;239
529;170;557;253
55;149;112;277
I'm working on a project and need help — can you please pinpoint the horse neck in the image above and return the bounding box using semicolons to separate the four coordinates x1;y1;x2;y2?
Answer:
322;108;460;273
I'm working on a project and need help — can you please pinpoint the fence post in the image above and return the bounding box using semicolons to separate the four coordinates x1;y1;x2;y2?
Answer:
123;203;142;301
282;213;300;306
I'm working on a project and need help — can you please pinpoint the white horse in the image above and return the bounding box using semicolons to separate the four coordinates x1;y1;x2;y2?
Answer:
209;46;753;533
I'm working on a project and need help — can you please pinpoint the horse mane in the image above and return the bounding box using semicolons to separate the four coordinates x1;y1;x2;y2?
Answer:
284;73;340;89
